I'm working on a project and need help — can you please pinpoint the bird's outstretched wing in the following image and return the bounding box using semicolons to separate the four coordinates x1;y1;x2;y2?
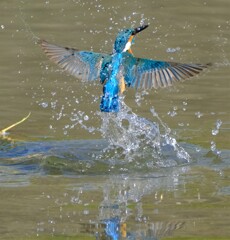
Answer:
39;40;109;81
122;54;209;89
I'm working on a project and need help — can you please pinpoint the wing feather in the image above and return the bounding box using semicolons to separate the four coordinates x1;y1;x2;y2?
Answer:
152;71;158;89
122;54;209;89
39;39;109;81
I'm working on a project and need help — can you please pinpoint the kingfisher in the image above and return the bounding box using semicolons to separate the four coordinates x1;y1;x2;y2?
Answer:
39;24;209;112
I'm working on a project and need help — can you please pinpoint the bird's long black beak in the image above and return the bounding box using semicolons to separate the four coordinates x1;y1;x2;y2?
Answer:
133;24;149;35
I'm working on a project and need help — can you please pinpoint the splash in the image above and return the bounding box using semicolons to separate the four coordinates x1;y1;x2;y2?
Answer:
100;102;159;151
96;98;191;166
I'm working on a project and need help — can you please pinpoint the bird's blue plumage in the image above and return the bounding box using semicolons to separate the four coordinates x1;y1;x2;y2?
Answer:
40;24;209;112
120;52;171;88
103;217;120;240
113;28;134;53
100;55;112;84
100;53;123;112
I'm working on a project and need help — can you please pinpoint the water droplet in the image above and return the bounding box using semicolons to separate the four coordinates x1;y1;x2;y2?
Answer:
195;111;203;118
212;119;222;135
135;92;143;106
167;110;177;117
50;101;57;109
84;115;89;121
195;147;201;152
210;141;216;151
216;119;222;129
83;209;89;215
40;102;48;108
166;47;180;53
212;129;219;136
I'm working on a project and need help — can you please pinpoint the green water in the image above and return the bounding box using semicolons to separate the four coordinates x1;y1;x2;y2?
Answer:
0;0;229;239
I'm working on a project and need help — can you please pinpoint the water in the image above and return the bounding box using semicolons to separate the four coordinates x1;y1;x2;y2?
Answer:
0;0;230;239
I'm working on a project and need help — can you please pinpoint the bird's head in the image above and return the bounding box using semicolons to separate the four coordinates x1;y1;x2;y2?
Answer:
113;24;149;54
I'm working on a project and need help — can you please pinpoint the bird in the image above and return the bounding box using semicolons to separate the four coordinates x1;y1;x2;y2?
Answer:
39;24;209;112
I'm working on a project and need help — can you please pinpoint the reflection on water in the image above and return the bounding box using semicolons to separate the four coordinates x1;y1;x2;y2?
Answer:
97;174;186;240
32;167;190;239
102;218;184;240
99;217;184;240
0;132;230;238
